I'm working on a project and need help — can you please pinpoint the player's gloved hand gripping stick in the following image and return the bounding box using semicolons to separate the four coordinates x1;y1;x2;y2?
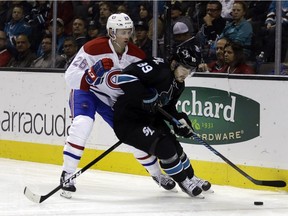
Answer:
157;106;286;188
81;58;114;91
172;112;194;138
86;58;114;86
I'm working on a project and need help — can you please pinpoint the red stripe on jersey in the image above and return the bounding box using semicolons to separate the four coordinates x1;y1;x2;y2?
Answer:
127;42;146;60
83;36;146;60
67;142;85;150
69;90;74;118
83;36;113;55
137;154;151;160
80;73;90;91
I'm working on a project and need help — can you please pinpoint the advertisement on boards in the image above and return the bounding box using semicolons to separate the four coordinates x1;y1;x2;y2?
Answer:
177;87;260;145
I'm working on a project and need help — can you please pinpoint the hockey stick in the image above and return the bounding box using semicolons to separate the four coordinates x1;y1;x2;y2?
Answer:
157;106;286;188
24;140;122;203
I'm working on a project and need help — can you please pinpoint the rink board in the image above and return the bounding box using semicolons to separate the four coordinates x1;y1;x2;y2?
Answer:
0;71;287;191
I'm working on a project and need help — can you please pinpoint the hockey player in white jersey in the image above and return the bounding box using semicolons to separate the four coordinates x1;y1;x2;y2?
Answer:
61;13;175;198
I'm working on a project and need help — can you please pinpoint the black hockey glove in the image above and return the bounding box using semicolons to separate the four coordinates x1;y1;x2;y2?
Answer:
173;113;194;138
142;88;160;113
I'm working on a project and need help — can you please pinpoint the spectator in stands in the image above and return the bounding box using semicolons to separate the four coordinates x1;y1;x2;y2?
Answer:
71;17;88;50
116;2;129;15
196;0;226;62
134;20;152;58
172;22;197;52
6;1;32;16
246;1;271;24
47;1;74;35
223;41;255;74
245;1;271;60
87;2;100;25
0;30;12;67
124;1;140;21
218;1;253;59
5;1;32;22
262;1;288;62
72;1;91;20
138;2;164;41
219;0;234;21
137;2;165;57
48;18;67;55
98;2;114;36
171;1;194;36
198;1;226;43
0;2;9;31
4;5;32;49
265;1;287;30
26;0;50;52
37;18;67;57
7;34;36;67
87;20;102;40
31;34;65;68
61;36;78;69
198;37;228;73
185;1;208;33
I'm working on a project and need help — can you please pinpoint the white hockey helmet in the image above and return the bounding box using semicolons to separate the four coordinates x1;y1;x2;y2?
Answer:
106;13;134;38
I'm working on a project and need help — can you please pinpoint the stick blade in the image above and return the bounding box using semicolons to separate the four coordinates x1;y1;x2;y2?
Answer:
252;179;287;187
260;180;286;188
24;186;41;203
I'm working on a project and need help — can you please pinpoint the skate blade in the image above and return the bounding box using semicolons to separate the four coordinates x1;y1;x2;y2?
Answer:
167;187;178;193
182;190;205;199
194;193;205;199
203;188;214;194
60;190;72;199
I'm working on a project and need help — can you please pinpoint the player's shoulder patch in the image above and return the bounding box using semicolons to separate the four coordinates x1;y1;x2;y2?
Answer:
126;42;146;59
83;37;113;55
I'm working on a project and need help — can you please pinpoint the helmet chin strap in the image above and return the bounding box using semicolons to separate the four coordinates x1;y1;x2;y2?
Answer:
112;40;121;50
109;30;116;41
111;35;125;54
110;32;121;49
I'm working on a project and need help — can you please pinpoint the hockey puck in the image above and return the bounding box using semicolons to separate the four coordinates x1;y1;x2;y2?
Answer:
254;201;263;205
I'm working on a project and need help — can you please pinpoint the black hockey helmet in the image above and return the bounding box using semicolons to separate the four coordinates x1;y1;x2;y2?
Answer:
172;45;201;69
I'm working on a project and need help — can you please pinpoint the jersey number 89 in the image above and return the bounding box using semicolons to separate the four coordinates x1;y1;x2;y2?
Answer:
137;62;153;73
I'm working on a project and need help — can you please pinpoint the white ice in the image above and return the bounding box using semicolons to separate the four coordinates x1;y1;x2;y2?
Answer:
0;158;287;216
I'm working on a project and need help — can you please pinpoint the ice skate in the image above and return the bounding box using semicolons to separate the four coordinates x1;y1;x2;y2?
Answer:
152;174;177;191
191;175;213;193
60;171;76;199
178;177;204;198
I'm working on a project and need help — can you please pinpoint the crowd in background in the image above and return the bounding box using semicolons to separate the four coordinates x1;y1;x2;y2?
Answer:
0;0;287;74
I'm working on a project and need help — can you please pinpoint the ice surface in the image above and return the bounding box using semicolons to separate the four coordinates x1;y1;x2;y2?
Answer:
0;158;287;216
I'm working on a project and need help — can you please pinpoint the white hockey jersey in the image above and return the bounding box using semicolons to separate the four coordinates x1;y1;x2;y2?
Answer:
65;36;146;107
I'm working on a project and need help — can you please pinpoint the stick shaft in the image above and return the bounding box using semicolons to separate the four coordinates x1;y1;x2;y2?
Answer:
24;140;122;203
